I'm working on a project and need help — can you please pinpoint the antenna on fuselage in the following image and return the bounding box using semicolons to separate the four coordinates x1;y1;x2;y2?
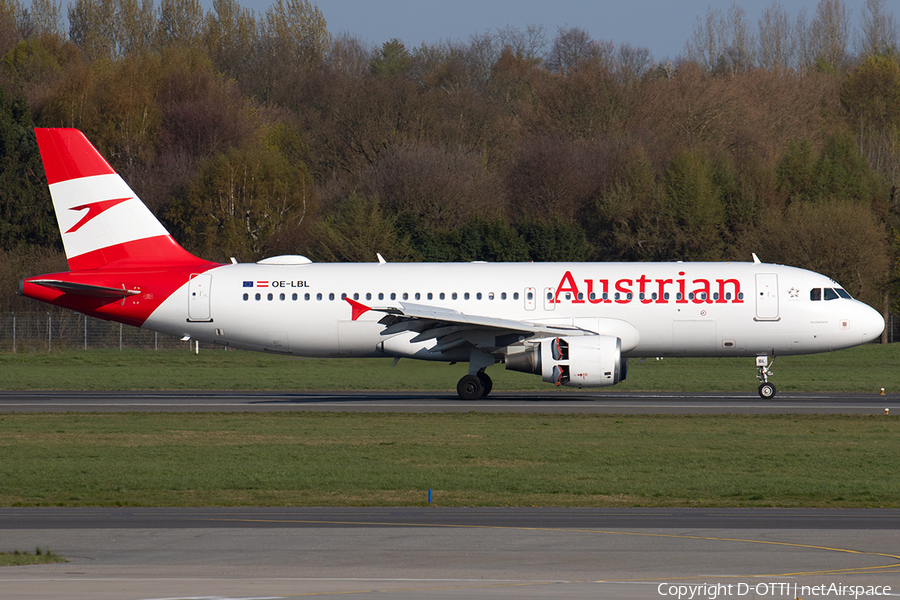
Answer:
751;253;761;264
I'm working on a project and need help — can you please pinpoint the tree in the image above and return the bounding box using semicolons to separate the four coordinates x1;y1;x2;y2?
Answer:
370;38;410;78
495;23;547;64
68;0;117;60
458;216;529;262
585;148;664;261
309;193;414;263
328;32;372;79
203;0;257;92
117;0;156;56
753;199;889;307
263;0;330;68
0;89;57;250
517;218;588;262
659;149;727;261
157;0;203;51
758;1;794;71
840;55;900;182
686;6;725;72
546;26;594;74
25;0;64;41
806;0;852;70
360;142;502;233
687;3;756;74
167;143;316;261
0;0;24;56
776;139;818;203
857;0;898;58
504;136;604;223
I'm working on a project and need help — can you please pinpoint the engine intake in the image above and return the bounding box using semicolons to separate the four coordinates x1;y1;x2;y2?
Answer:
505;335;627;388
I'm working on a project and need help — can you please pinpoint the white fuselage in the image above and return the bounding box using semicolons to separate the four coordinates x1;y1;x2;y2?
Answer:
144;261;884;360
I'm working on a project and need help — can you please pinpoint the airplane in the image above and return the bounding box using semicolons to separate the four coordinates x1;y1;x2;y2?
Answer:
19;128;886;400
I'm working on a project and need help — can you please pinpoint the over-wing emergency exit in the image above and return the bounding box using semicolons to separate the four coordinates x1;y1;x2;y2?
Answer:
19;129;885;399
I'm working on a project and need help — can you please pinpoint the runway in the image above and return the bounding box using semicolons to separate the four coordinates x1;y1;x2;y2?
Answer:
1;508;899;599
1;389;899;414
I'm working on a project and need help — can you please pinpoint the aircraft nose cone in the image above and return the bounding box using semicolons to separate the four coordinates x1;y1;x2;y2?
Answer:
859;302;885;341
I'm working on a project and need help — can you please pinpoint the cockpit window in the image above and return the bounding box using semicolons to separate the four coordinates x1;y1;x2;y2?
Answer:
812;287;851;301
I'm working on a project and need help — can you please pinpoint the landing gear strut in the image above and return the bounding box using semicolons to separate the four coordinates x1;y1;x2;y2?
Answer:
756;355;776;399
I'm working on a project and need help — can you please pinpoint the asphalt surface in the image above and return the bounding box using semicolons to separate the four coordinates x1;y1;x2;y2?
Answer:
2;506;900;530
1;508;899;599
1;389;899;413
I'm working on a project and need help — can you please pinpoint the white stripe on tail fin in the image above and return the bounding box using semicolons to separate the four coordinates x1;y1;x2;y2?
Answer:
35;128;208;271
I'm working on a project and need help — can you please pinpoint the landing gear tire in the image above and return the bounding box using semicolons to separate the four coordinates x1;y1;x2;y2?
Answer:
457;374;484;400
477;371;493;397
758;382;776;399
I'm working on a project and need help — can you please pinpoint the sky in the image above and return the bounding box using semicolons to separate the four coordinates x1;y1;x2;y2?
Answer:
235;0;870;62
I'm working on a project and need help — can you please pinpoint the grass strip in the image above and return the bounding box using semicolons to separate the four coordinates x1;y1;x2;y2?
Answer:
0;342;897;393
0;412;897;508
0;548;66;566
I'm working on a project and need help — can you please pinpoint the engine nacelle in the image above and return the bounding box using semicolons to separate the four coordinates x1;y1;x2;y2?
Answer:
505;335;627;388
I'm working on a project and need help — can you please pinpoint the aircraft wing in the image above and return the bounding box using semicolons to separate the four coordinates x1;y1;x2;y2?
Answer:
345;298;591;353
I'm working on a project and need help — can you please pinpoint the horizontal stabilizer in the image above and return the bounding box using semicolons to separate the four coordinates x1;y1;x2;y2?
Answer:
27;279;140;298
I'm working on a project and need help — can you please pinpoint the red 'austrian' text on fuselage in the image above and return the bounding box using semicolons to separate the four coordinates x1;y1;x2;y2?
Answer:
553;270;744;305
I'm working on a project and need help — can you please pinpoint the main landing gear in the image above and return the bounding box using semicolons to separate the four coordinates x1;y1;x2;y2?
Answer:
756;355;776;399
457;371;493;400
457;349;496;400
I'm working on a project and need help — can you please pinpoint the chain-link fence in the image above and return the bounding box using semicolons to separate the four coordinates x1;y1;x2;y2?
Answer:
0;312;219;352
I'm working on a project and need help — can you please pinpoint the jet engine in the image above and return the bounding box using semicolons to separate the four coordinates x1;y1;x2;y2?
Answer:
505;335;627;388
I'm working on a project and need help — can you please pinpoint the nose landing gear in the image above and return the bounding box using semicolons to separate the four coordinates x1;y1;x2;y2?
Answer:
756;355;776;399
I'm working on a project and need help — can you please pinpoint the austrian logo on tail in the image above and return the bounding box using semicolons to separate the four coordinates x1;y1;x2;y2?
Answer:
66;197;131;233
